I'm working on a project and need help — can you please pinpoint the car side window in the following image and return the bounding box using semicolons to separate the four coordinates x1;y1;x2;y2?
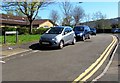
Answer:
69;28;72;32
64;28;70;35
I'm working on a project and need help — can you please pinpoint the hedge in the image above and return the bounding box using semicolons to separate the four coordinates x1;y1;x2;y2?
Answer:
96;29;112;33
32;28;49;34
1;26;49;35
17;27;29;35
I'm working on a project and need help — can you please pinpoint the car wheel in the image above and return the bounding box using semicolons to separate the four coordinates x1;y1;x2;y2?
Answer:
72;37;76;45
82;36;85;41
59;41;64;49
88;34;90;39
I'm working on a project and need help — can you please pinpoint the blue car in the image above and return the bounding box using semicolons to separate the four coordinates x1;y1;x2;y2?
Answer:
90;27;96;35
111;28;120;33
73;25;91;41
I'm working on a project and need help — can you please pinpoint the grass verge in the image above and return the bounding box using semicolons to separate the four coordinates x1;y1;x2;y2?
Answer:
0;34;41;46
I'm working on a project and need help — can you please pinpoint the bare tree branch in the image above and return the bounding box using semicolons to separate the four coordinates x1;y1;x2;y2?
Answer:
49;10;59;24
60;1;73;25
2;1;53;34
71;6;85;25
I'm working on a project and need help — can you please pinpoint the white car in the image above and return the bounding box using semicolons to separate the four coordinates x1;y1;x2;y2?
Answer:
39;26;76;49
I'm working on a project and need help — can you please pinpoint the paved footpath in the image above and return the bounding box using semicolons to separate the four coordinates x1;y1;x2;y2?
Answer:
0;41;38;59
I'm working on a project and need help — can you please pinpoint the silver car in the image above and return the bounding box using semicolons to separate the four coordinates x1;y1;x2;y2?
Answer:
39;26;76;49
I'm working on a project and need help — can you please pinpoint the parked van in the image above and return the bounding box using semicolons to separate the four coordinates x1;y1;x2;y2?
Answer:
73;25;91;41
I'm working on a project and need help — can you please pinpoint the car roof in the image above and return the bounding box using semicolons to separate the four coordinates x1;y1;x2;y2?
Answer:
90;27;96;29
53;26;72;29
74;25;89;27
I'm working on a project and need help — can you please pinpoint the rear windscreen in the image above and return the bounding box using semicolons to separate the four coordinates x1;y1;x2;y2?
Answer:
74;26;84;31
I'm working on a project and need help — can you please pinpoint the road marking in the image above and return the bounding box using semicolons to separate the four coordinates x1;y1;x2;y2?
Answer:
73;35;117;82
81;38;117;81
92;38;119;81
0;60;5;63
3;50;40;62
2;49;32;59
20;54;24;56
33;50;39;53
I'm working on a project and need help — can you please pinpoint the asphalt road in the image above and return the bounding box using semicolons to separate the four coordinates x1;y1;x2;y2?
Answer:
2;34;114;81
97;34;120;82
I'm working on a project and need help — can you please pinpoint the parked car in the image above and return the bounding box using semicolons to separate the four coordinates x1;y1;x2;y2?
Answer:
39;26;76;49
111;28;120;33
90;27;96;35
73;25;91;41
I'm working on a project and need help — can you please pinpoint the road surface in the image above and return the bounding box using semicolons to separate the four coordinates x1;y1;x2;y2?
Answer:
2;34;117;82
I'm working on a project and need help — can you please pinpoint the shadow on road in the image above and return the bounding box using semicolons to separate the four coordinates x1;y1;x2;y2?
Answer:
29;43;60;51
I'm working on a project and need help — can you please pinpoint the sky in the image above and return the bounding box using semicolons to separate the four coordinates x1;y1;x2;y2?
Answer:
38;2;118;21
0;1;118;22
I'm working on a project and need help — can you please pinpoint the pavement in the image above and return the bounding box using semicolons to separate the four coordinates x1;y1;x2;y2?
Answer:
0;41;38;59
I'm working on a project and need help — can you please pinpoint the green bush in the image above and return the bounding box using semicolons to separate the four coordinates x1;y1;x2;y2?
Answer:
1;26;50;35
17;26;29;35
2;26;16;31
2;26;17;35
32;28;49;35
1;26;29;35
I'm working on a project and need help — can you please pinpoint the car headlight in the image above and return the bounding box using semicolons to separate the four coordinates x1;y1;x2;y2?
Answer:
52;38;57;41
77;33;83;36
79;33;83;36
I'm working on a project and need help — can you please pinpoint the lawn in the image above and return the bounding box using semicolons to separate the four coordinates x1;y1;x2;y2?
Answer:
0;34;41;45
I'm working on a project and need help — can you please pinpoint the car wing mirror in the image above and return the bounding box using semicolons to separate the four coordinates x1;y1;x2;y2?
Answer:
64;32;68;35
85;30;87;33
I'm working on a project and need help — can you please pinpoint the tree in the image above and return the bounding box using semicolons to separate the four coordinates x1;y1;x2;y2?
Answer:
84;14;91;25
15;10;25;16
49;10;59;24
2;1;52;34
62;16;73;26
36;15;41;19
6;10;14;15
92;11;106;21
71;6;85;25
92;11;107;30
60;1;73;25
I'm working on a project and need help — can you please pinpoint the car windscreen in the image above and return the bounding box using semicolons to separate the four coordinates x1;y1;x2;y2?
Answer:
90;28;95;30
46;27;64;34
74;26;84;31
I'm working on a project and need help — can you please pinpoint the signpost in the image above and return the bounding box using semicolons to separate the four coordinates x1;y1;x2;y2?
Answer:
4;31;18;44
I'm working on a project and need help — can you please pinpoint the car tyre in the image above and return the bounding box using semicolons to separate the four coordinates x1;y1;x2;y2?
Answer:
82;36;85;41
72;37;76;45
88;34;90;39
59;41;64;49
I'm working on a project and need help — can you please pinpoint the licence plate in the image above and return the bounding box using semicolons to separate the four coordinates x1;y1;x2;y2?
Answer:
42;42;49;44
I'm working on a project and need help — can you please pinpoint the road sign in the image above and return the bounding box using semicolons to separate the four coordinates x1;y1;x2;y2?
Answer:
4;31;18;44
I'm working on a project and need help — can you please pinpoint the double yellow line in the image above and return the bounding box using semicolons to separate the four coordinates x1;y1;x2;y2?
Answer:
73;35;118;83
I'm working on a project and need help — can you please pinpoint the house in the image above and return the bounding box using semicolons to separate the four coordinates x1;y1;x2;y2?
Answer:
0;14;56;28
32;19;56;29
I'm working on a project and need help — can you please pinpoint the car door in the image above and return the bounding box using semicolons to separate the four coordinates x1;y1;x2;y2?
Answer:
68;28;74;42
62;28;71;44
84;26;90;38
